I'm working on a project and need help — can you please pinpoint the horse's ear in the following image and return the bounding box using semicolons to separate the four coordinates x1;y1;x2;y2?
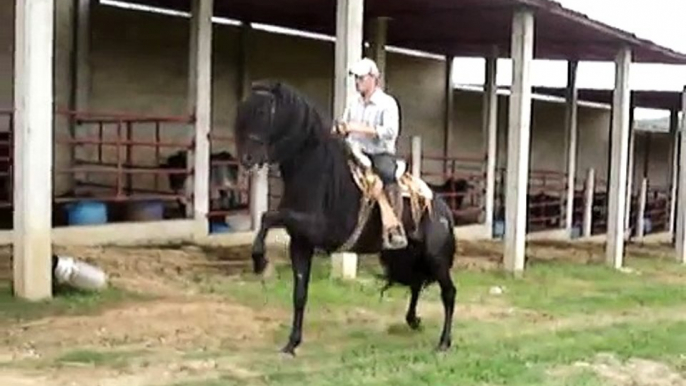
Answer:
251;80;269;91
251;80;282;96
270;82;284;95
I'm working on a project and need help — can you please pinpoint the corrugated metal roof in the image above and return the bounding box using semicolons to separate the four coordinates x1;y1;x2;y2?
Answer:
124;0;686;63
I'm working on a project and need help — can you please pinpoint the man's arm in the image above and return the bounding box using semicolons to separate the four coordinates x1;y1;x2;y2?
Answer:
374;98;399;141
346;97;399;140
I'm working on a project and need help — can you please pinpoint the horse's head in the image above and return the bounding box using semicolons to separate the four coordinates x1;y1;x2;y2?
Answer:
235;81;326;169
235;82;282;169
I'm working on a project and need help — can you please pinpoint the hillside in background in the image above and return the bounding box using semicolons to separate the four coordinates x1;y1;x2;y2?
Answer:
636;116;671;132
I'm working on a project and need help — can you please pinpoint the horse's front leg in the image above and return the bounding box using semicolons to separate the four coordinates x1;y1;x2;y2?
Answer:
282;236;314;355
252;211;284;274
252;209;324;274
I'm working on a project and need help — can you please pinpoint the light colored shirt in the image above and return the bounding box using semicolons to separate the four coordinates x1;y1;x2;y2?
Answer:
341;88;400;155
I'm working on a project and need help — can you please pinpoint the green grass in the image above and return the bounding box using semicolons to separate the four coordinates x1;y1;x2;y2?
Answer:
55;348;147;369
166;252;686;386
0;282;151;323
3;243;686;386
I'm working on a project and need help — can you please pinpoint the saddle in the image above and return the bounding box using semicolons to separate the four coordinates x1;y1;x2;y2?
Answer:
337;141;434;251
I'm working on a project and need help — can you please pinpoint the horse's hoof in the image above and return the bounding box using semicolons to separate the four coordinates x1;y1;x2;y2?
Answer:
435;340;452;352
252;254;268;275
280;344;297;356
406;316;422;330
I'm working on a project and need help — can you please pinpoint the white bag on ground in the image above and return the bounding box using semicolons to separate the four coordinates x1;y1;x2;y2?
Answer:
53;256;108;291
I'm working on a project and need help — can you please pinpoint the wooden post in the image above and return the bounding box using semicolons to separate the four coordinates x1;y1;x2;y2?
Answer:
636;178;648;239
411;136;422;179
583;168;595;238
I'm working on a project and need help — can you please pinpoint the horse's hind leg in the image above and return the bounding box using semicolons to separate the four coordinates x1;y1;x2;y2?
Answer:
405;282;423;330
282;236;314;356
435;268;456;351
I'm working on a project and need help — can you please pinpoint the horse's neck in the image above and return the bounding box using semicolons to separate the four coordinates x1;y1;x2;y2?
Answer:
278;137;360;214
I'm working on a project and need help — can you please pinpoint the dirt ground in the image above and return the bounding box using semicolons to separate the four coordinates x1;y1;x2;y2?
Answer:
0;239;682;386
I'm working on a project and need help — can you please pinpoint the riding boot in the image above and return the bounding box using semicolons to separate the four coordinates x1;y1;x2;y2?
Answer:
384;183;408;249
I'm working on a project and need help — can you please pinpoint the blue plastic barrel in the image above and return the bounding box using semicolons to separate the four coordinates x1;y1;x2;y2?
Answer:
571;225;582;239
67;201;108;225
643;218;653;234
209;220;231;234
493;220;505;238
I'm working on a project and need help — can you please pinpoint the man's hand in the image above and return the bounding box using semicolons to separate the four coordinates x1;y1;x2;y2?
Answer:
333;121;349;136
345;121;377;137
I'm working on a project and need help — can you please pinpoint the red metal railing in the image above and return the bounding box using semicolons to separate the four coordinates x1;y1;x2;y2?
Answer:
571;177;586;229
421;153;485;226
644;184;670;234
591;178;608;235
268;166;282;211
0;109;13;212
527;169;567;232
207;133;250;219
54;111;193;207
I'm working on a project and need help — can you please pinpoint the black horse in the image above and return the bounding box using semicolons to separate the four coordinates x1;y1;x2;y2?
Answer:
235;81;457;355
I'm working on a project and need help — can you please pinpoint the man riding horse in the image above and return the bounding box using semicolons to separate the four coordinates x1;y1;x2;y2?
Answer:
335;57;408;250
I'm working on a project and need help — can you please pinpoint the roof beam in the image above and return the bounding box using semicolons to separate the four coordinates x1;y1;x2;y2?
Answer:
366;3;515;18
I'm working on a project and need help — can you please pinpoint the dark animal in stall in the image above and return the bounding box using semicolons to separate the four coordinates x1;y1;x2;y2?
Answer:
428;177;472;210
235;81;457;355
527;191;563;230
160;150;247;218
0;131;11;229
428;178;478;225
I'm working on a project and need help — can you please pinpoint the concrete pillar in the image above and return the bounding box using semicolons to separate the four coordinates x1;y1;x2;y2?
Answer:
332;0;363;276
54;0;76;196
668;109;679;235
606;47;632;269
624;103;636;233
411;136;422;179
636;177;648;239
250;167;269;230
676;87;686;263
334;0;364;119
189;0;213;235
483;52;498;232
237;23;252;100
13;0;55;300
583;168;595;238
74;0;91;111
443;56;454;176
367;17;388;88
564;61;579;234
237;23;268;226
504;9;534;275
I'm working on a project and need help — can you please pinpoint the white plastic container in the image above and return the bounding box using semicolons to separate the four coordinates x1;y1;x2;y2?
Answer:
54;256;108;291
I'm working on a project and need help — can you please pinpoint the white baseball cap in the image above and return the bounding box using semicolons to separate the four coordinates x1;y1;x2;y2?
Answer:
349;58;380;77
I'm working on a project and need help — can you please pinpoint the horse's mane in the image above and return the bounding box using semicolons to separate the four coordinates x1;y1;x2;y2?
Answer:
252;80;334;142
250;81;359;243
